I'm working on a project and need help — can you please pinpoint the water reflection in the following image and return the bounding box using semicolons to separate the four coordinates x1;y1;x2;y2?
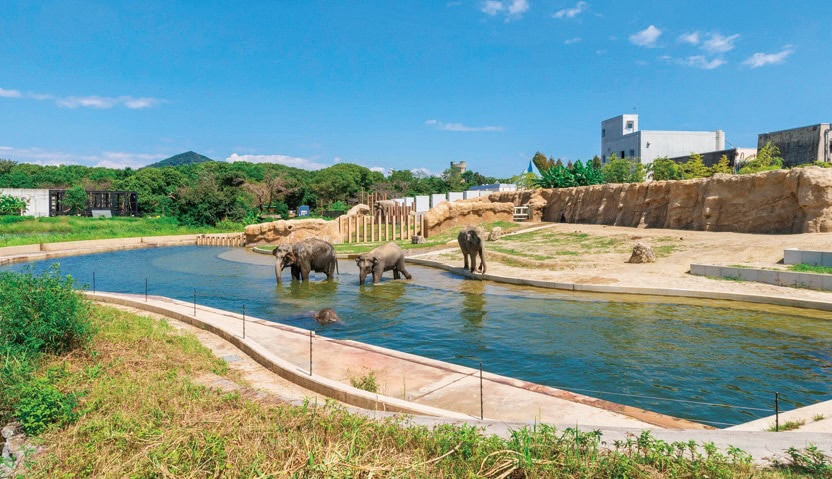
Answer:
460;278;487;325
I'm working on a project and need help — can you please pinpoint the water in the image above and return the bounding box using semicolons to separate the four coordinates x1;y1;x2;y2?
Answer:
5;245;832;427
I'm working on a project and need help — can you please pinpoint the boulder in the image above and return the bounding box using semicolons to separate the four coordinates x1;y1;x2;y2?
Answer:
488;227;502;241
423;200;514;238
245;219;341;245
627;242;656;264
346;203;371;216
411;235;425;244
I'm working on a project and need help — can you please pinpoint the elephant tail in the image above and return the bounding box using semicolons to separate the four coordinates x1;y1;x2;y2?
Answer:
335;257;340;276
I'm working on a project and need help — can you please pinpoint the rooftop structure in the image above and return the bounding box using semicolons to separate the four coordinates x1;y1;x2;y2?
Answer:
601;114;724;165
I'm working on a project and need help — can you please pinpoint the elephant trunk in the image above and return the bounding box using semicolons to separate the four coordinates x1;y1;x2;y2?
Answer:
359;269;368;286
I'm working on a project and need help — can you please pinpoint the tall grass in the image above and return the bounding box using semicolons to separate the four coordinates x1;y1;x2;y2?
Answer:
0;216;243;247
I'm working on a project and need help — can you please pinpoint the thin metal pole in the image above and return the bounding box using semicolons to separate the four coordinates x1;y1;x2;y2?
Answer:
145;278;148;302
775;392;780;432
92;272;96;293
480;362;484;420
309;331;313;376
242;305;246;339
193;289;196;316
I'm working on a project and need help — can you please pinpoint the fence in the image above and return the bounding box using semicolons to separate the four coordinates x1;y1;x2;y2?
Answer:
195;233;246;247
338;212;427;243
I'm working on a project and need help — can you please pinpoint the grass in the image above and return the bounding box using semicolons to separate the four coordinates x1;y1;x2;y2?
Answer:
790;263;832;275
768;419;806;432
0;216;243;247
349;370;379;393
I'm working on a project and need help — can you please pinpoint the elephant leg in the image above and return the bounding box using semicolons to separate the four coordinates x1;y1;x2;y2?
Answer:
462;253;469;270
398;259;412;280
478;251;486;273
470;254;477;273
393;269;401;279
291;265;301;281
301;265;311;282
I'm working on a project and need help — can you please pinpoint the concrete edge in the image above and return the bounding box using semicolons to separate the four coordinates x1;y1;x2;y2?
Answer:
84;291;474;421
0;235;201;265
404;257;832;312
690;263;832;297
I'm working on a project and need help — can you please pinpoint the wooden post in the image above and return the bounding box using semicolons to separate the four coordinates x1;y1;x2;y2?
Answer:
399;214;404;240
384;215;389;242
371;215;375;242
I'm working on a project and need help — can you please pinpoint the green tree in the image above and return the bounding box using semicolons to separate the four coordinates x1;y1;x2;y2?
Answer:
591;156;602;170
0;194;27;215
513;172;538;190
63;186;88;215
680;153;712;179
738;142;784;174
602;154;645;183
712;154;732;174
531;151;554;171
647;157;683;181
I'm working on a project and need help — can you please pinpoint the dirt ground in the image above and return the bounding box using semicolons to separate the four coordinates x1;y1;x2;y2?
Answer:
415;222;832;304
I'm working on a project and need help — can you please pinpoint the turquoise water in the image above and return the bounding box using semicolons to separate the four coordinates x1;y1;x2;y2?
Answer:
5;245;832;427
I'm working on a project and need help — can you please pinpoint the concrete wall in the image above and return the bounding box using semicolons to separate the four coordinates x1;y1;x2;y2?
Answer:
414;195;430;212
690;264;832;292
600;114;725;165
667;148;757;168
783;249;832;267
464;190;482;199
758;124;831;167
447;192;464;202
0;188;50;217
430;193;447;208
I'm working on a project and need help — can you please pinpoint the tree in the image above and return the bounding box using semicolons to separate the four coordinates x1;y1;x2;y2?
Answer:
712;154;732;174
0;193;27;215
591;156;602;170
680;153;711;179
602;154;645;183
648;157;682;181
63;186;88;215
441;167;464;190
738;142;784;174
531;151;554;171
513;172;538;190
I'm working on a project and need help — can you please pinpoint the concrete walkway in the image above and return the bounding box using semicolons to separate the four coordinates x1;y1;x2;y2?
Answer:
85;291;704;430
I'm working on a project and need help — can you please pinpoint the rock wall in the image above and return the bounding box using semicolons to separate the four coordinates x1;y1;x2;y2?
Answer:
478;167;832;234
423;199;514;237
245;219;342;245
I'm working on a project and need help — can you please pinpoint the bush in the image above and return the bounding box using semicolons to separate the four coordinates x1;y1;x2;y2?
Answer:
0;266;93;355
13;375;78;435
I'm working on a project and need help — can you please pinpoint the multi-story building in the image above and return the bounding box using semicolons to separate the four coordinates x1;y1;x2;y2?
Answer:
758;124;832;167
600;114;725;165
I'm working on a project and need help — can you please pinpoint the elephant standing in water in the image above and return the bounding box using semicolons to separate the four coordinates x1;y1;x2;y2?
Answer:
272;238;338;284
355;242;412;285
458;225;486;274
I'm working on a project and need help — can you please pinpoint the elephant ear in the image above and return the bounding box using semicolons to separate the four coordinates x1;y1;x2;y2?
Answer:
372;256;380;266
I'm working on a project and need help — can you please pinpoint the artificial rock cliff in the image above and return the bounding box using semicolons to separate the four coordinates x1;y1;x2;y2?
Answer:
245;219;341;245
482;167;832;234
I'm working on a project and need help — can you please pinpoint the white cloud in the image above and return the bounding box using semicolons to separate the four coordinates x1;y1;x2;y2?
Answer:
481;0;528;20
370;166;388;174
226;153;329;170
702;32;740;54
564;37;582;45
660;55;726;70
678;31;700;45
596;49;607;55
0;88;22;98
743;46;793;68
410;168;436;178
629;25;662;47
553;1;588;19
0;86;164;109
0;146;166;168
425;119;504;132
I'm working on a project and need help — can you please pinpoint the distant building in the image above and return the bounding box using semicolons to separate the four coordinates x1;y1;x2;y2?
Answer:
468;183;517;192
601;114;725;165
450;161;467;173
758;123;832;167
0;188;138;217
667;148;757;168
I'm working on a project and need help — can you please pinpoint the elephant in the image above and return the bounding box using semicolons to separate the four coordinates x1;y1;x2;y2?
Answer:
374;199;398;218
272;238;338;284
458;225;486;274
355;241;412;285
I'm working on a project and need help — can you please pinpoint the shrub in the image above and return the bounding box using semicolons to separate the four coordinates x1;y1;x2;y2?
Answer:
0;193;27;215
13;375;78;435
0;266;93;355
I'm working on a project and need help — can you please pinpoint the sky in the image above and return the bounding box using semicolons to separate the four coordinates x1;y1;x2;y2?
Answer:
1;1;830;178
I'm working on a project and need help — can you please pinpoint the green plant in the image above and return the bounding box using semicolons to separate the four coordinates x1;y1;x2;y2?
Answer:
813;414;825;422
738;142;784;174
768;419;805;432
790;263;832;274
780;445;831;476
647;157;683;181
350;370;378;393
63;186;89;215
0;193;27;215
681;153;712;179
13;375;78;435
602;154;645;183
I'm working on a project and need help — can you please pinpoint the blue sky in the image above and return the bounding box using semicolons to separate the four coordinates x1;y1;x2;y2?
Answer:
1;1;830;178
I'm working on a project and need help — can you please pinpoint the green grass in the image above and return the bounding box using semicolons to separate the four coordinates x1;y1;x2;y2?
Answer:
0;216;243;247
790;263;832;275
768;419;806;432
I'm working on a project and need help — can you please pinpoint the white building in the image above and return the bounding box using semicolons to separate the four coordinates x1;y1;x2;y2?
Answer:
0;188;51;217
601;114;725;165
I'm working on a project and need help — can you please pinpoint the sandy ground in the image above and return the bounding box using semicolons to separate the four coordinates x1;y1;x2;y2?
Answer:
415;223;832;305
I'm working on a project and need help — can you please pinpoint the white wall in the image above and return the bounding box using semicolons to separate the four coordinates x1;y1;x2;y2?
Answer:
430;193;447;208
447;192;464;202
0;188;51;217
464;190;482;199
414;195;430;212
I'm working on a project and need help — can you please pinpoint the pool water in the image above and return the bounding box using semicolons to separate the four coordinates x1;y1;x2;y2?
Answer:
5;245;832;427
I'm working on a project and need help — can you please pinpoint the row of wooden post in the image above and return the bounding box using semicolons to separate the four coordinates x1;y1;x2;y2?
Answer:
339;214;427;243
196;234;245;247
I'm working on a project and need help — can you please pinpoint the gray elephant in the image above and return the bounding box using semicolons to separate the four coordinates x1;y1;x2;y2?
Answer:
458;225;486;274
355;242;412;285
374;199;398;218
272;238;338;284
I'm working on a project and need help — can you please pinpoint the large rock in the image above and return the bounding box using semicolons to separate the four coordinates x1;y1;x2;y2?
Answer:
423;200;514;238
471;168;832;234
627;242;656;263
245;219;341;245
347;203;370;216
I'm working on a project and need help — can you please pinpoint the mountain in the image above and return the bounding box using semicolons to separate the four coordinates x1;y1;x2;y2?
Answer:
147;151;215;168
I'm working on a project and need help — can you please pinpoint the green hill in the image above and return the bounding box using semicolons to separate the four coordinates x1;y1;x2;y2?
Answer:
147;151;214;168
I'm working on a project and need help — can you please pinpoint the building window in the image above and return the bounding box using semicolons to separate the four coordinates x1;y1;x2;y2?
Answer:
629;149;635;158
620;150;625;159
626;121;634;130
602;129;606;138
602;155;606;163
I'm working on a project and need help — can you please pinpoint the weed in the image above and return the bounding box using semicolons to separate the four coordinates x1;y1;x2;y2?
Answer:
813;414;825;422
350;370;378;393
791;263;832;275
768;419;805;432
